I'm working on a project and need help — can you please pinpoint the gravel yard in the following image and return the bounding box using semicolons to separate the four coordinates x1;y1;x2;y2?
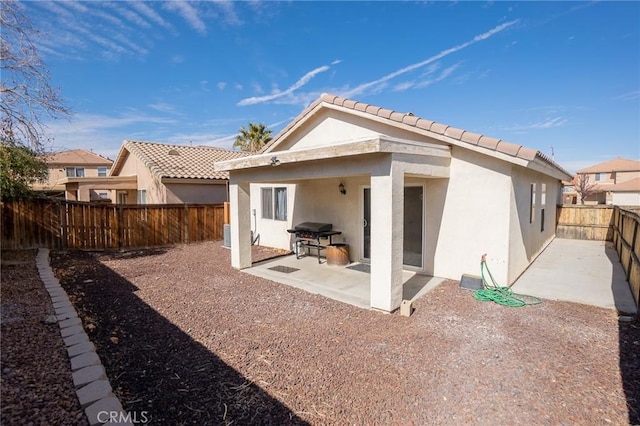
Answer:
1;250;88;426
8;241;636;425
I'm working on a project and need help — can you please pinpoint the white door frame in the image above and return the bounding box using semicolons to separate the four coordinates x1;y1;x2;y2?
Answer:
360;182;426;271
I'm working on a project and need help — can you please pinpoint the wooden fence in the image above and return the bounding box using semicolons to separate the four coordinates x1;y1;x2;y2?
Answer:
556;204;640;306
556;205;614;240
2;199;224;250
612;207;640;306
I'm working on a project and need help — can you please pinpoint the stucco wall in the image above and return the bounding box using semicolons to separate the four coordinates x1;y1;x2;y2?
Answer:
165;182;228;204
273;109;445;153
617;170;640;183
250;183;297;249
115;151;166;204
35;165;111;191
507;165;560;283
432;147;513;283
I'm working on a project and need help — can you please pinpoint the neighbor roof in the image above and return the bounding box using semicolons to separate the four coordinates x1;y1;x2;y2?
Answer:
577;158;640;174
260;93;571;179
597;178;640;192
43;149;113;166
111;140;248;180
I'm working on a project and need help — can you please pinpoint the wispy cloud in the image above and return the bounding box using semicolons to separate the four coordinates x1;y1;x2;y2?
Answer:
42;112;178;158
148;102;180;114
393;62;462;91
238;64;332;106
503;116;569;131
164;1;207;35
612;90;640;101
129;1;175;32
341;20;519;98
217;82;227;90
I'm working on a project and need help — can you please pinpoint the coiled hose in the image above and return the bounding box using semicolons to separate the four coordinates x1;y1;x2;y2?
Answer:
472;254;542;307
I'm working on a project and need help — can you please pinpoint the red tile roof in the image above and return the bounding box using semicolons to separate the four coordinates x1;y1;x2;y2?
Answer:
261;93;568;176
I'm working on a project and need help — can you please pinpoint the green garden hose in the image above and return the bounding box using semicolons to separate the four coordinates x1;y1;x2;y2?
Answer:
472;254;542;307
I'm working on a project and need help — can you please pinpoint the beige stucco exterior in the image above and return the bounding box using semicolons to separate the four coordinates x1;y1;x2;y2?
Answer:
110;147;229;204
217;98;571;312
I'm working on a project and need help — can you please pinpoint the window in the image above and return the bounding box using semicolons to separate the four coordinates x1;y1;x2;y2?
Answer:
541;183;547;205
97;167;107;177
595;173;602;181
530;183;536;224
137;189;147;205
66;167;85;177
261;188;273;219
261;187;287;221
117;192;127;205
98;192;109;199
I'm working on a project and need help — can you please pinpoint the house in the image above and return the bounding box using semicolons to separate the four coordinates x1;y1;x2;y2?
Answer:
215;93;572;312
569;158;640;205
107;140;247;204
33;149;114;200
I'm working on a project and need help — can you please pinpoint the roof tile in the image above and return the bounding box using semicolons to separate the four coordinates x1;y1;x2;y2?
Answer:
444;127;465;140
119;141;248;180
415;119;434;130
378;108;394;119
354;102;368;112
516;147;538;161
577;158;640;173
430;122;449;135
402;115;420;126
389;111;405;122
496;141;521;156
365;105;381;115
478;136;501;150
460;131;482;145
343;99;357;109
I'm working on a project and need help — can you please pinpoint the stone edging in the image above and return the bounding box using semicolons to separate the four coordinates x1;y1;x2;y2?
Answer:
36;249;131;426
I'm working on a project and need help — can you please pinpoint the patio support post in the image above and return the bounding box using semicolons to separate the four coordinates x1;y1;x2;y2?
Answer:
229;181;251;269
370;164;404;312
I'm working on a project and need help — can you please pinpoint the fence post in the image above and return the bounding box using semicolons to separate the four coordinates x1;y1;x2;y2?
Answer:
184;204;189;244
628;218;639;282
58;200;67;249
118;204;124;250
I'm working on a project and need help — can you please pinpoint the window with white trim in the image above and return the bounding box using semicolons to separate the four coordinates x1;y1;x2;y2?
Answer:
137;189;147;205
595;173;602;181
97;167;107;177
261;187;287;221
98;192;109;199
66;167;85;177
530;183;536;224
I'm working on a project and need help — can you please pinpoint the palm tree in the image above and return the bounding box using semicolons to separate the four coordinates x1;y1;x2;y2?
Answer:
233;122;273;153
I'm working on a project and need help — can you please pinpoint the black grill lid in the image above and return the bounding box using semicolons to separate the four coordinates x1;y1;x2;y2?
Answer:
294;222;332;233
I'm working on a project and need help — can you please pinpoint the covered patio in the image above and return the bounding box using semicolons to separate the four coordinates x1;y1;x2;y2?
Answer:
246;253;446;309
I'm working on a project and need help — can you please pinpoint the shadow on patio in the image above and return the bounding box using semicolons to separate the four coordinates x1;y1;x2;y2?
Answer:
246;254;446;309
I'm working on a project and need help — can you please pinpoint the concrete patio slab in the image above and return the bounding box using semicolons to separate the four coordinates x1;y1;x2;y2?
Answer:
513;238;637;314
245;254;445;309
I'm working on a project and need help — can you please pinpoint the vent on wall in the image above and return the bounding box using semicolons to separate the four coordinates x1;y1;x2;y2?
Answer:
168;149;180;156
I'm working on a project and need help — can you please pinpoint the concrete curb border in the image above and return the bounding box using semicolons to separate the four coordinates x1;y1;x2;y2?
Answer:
37;249;132;426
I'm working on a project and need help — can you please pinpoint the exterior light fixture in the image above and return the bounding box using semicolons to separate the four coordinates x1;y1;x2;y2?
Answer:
339;182;346;195
270;156;280;167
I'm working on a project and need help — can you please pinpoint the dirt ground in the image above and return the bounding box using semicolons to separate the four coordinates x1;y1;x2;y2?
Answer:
1;250;88;425
4;241;638;425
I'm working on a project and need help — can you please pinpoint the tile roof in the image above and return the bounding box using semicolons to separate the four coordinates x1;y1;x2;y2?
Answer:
596;178;640;192
112;140;248;180
261;93;571;178
42;149;113;166
577;158;640;174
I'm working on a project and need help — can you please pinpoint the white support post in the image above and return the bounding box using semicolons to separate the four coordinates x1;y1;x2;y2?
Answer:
229;181;251;269
369;165;404;312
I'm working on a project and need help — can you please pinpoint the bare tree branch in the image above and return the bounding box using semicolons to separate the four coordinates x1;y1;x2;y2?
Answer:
573;174;598;204
0;0;70;153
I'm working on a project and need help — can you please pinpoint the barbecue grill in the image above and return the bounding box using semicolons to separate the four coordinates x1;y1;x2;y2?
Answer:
287;222;341;263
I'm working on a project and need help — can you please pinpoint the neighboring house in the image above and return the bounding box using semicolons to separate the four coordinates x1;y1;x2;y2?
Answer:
216;93;572;312
567;158;640;205
33;149;114;201
108;140;247;204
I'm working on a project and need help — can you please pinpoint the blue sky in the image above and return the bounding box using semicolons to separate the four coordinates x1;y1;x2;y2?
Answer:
22;0;640;173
